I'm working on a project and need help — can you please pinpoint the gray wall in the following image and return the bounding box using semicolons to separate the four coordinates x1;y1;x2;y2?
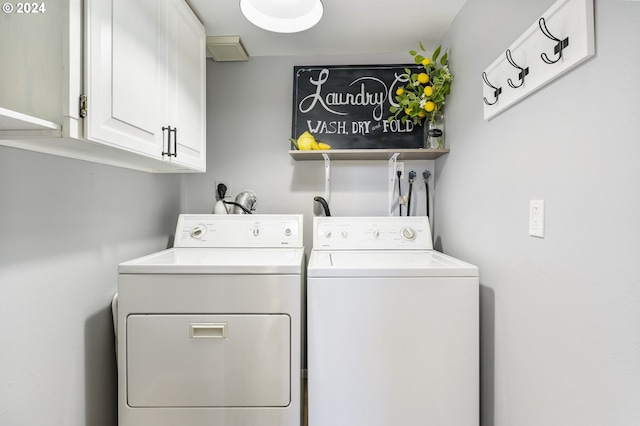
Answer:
440;0;640;424
0;148;182;425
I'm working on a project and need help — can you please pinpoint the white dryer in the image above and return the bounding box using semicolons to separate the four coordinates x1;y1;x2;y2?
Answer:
117;214;304;426
307;216;479;426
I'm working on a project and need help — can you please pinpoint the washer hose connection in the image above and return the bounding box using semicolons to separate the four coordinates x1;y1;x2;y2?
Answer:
314;196;331;217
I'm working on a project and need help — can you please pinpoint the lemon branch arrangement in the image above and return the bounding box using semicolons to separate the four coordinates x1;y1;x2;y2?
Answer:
388;43;453;125
289;131;331;151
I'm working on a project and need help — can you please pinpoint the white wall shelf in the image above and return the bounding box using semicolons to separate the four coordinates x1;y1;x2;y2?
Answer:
289;148;449;161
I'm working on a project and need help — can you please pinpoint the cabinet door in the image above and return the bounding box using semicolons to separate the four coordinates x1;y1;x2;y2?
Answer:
85;0;163;158
161;0;207;171
0;1;64;126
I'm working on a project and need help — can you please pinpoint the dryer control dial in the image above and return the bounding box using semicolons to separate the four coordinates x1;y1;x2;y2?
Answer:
401;227;416;240
190;225;207;239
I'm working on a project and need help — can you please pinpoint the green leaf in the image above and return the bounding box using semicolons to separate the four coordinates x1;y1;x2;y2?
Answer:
419;41;425;51
440;52;448;66
432;45;441;63
409;50;417;56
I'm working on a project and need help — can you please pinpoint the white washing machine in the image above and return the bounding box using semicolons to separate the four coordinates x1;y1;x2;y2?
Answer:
307;216;479;426
117;214;304;426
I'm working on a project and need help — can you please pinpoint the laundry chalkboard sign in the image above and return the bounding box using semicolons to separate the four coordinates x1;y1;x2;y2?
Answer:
292;64;423;149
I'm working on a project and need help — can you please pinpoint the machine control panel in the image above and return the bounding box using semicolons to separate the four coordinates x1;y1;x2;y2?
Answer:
313;217;433;250
174;214;303;248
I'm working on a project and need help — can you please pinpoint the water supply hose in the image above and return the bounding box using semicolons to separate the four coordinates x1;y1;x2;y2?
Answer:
423;170;431;219
397;170;403;216
407;171;416;216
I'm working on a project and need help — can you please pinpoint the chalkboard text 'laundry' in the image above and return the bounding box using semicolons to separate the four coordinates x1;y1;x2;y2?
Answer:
292;65;423;149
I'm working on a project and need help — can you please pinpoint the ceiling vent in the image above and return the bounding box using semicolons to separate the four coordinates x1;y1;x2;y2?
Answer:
206;36;250;62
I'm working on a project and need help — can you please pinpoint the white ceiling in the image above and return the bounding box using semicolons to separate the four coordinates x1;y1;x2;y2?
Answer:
187;0;467;58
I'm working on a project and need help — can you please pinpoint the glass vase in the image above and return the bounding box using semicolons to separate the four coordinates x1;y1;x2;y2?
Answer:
424;111;445;149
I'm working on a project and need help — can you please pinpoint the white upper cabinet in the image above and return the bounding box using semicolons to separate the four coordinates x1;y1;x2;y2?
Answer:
85;0;163;158
0;0;206;173
159;0;207;171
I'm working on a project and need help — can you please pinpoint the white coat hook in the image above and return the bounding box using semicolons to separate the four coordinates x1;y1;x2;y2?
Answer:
388;153;400;216
322;153;331;203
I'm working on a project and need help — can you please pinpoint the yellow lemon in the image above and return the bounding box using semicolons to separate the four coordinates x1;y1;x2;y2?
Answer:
421;58;431;66
297;131;316;150
424;101;436;112
418;110;426;118
317;142;331;150
423;86;433;97
417;73;429;84
396;87;404;96
404;107;413;115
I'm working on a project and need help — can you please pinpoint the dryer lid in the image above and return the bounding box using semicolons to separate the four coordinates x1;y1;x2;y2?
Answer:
119;247;304;274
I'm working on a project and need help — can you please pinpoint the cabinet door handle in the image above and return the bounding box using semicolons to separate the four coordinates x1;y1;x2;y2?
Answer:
173;127;178;158
162;126;177;157
162;126;170;157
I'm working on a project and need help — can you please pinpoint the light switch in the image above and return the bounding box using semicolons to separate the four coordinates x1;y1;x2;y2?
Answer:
529;200;545;238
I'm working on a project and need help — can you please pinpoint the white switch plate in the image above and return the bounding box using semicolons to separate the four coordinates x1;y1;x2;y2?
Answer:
529;200;545;238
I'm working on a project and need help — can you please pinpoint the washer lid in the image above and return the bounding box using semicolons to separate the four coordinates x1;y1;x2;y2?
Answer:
307;250;478;278
119;247;304;274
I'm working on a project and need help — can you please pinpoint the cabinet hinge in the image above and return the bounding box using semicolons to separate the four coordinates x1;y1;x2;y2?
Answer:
79;95;87;118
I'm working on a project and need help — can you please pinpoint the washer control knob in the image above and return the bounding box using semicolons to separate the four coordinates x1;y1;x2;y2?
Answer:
401;227;416;240
190;225;206;239
324;231;332;239
340;230;348;238
372;230;380;239
252;227;260;237
284;228;292;237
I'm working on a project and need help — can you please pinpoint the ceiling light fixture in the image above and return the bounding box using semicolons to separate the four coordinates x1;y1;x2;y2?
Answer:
240;0;324;33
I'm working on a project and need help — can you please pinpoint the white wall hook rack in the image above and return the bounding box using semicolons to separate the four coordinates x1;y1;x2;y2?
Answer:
482;0;594;120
